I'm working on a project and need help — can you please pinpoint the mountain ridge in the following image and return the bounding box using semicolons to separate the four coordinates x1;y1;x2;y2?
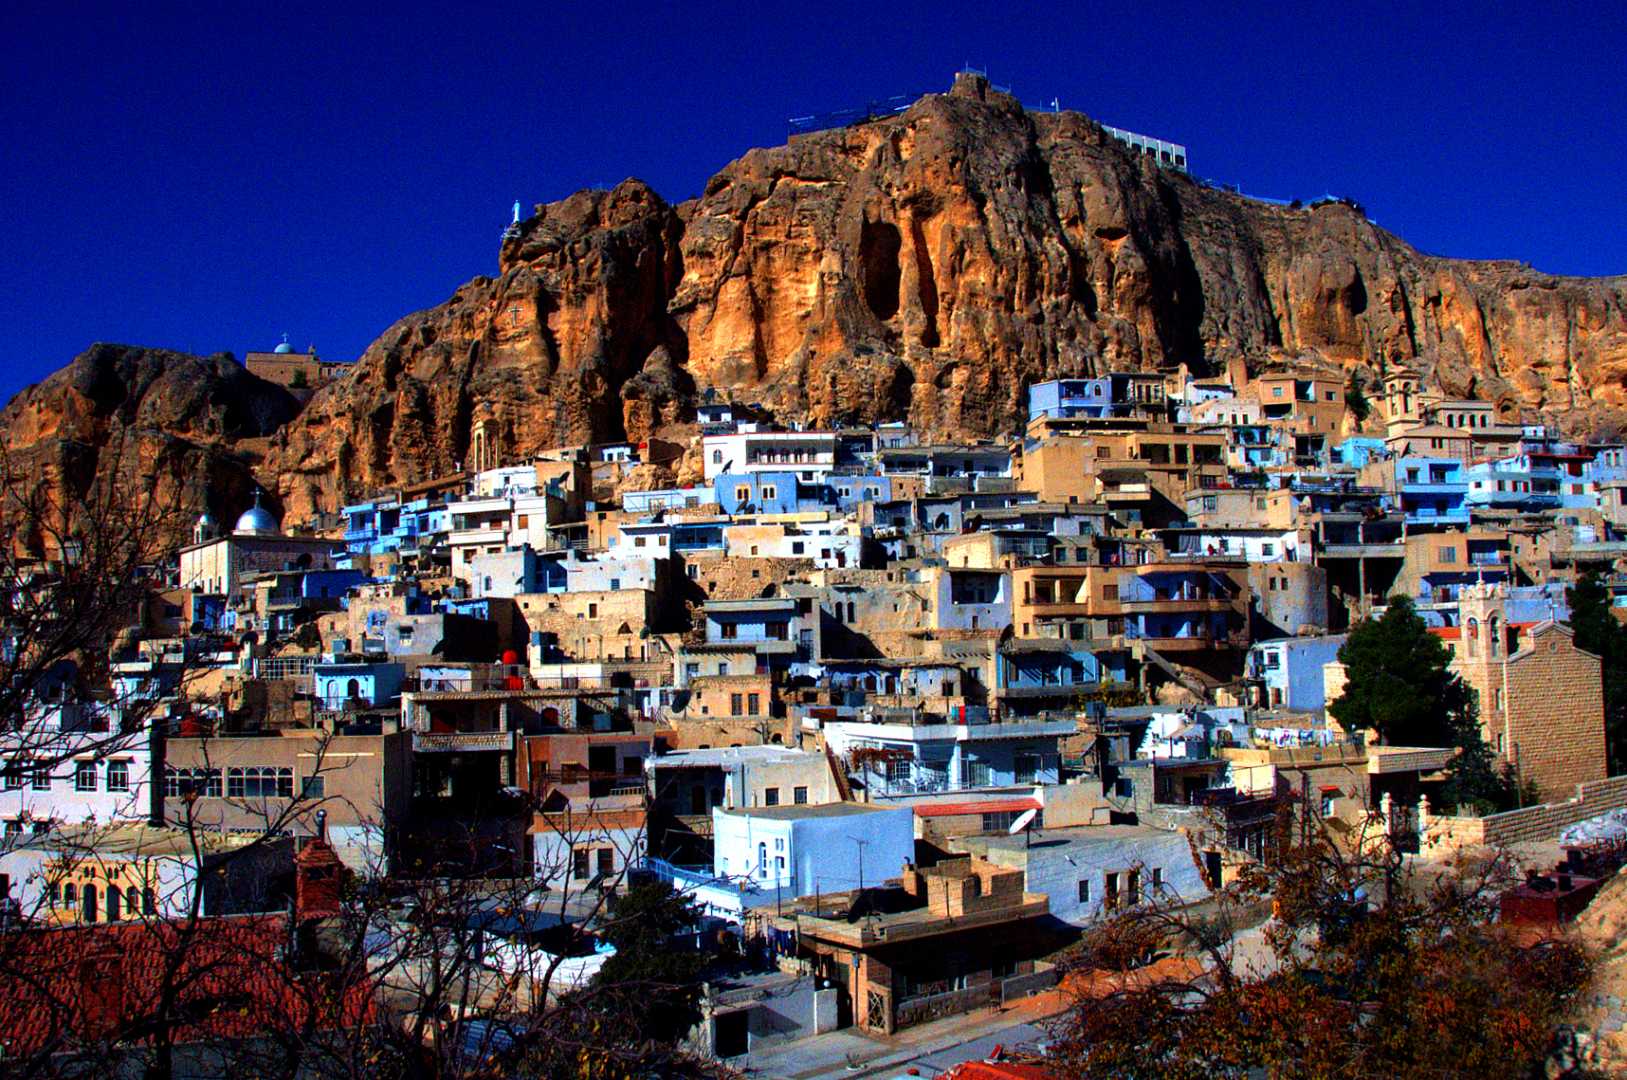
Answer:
7;72;1625;526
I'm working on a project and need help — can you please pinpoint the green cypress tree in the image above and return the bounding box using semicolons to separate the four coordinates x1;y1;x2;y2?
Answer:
1330;595;1467;747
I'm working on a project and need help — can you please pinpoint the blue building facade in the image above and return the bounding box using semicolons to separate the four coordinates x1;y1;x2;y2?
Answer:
1028;378;1112;421
1395;457;1469;527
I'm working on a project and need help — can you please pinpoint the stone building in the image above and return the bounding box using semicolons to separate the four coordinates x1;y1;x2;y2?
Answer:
1450;582;1607;801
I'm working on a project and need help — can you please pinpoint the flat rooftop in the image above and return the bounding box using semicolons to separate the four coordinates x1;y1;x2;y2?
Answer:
648;745;819;769
960;823;1176;857
723;802;897;821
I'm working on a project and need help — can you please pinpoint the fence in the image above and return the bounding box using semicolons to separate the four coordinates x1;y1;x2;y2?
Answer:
1421;775;1627;852
999;962;1060;1005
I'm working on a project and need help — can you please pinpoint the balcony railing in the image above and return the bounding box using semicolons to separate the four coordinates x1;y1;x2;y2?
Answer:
411;731;515;753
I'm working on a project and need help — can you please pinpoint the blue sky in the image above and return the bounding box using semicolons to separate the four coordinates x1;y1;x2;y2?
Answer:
2;1;1622;403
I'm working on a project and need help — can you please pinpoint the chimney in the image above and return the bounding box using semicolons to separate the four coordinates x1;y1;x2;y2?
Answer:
295;810;346;922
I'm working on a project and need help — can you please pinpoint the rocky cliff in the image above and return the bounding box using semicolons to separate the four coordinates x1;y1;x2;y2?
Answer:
10;73;1627;524
0;343;298;539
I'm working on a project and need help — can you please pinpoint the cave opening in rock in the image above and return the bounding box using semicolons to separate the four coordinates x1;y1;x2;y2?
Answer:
859;218;903;322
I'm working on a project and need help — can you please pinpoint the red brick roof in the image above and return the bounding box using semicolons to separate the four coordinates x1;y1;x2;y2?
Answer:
912;797;1041;819
0;914;376;1060
944;1063;1063;1080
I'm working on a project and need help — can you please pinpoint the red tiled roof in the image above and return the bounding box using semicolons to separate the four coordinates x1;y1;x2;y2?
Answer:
0;914;376;1060
945;1062;1064;1079
1429;626;1461;640
912;797;1041;819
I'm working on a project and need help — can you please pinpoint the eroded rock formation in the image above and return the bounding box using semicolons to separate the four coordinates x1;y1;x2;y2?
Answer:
0;344;298;541
8;73;1627;524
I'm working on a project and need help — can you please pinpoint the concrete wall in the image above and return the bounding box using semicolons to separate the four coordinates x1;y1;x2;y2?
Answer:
1421;775;1627;852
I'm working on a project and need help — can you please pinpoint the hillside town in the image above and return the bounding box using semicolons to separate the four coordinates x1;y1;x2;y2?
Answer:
6;349;1627;1076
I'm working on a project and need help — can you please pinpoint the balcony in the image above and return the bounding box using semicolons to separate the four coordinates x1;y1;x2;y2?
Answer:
1119;596;1233;615
412;731;515;753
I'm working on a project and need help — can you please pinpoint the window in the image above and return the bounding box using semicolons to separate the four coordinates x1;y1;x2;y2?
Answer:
107;887;121;921
735;486;750;503
761;485;777;501
226;767;293;799
794;785;809;804
1014;753;1041;785
764;787;780;807
791;541;805;555
1078;879;1091;904
587;602;598;619
1272;387;1284;398
1102;584;1118;601
143;888;155;914
64;882;77;911
31;764;50;791
102;758;129;793
747;693;761;715
730;693;744;716
1151;867;1163;890
597;848;613;877
1104;872;1120;910
720;622;738;639
573;848;590;880
1437;547;1457;564
2;762;20;791
75;762;97;792
301;775;326;799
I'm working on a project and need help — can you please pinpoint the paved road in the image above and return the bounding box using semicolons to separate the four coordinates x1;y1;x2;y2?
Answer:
739;995;1064;1079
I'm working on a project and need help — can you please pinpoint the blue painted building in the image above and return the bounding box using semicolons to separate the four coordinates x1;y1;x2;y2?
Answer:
996;642;1124;717
714;471;807;515
1028;378;1112;421
828;474;892;513
1335;437;1387;469
703;598;811;667
1394;456;1469;527
1246;635;1346;711
1119;567;1238;649
313;660;406;710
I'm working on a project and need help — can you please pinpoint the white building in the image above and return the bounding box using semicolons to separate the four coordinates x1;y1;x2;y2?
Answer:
701;432;839;484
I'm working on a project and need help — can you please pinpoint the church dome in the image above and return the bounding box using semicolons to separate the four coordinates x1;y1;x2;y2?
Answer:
234;492;279;536
273;333;294;355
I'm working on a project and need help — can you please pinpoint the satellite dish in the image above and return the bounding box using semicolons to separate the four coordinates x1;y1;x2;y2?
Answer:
1008;808;1038;835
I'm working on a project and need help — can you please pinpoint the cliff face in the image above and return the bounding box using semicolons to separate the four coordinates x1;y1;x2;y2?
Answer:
0;344;299;538
9;74;1627;524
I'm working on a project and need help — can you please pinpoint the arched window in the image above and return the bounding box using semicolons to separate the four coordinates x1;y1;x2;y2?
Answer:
757;843;768;876
142;888;155;915
1488;615;1502;658
82;884;98;923
126;887;141;917
63;882;77;912
107;887;120;921
1466;618;1479;658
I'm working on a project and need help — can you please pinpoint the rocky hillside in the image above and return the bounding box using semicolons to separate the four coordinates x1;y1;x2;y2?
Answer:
0;343;298;539
9;73;1627;524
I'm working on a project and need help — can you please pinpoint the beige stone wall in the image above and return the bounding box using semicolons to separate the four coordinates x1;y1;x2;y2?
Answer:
514;589;657;662
684;554;811;603
1506;630;1607;801
1422;774;1627;853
